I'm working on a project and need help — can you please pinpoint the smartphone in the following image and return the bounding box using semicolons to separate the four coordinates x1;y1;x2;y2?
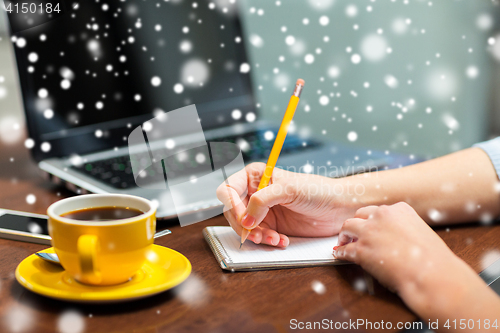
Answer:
0;209;51;245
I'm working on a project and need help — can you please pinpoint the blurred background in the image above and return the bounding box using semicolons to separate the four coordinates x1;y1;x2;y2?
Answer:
1;0;500;159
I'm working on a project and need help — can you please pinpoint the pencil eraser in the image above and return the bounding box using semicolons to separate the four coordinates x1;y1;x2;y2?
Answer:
296;78;305;86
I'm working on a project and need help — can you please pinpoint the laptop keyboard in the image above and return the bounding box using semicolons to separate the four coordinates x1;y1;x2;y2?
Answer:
71;130;322;189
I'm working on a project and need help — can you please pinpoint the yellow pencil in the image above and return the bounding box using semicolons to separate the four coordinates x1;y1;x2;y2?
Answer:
239;79;305;248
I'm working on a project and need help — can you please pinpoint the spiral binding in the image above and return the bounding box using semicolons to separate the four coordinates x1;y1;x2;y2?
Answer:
203;227;233;265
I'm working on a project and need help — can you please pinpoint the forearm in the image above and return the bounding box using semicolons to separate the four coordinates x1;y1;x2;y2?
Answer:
399;255;500;333
344;148;500;224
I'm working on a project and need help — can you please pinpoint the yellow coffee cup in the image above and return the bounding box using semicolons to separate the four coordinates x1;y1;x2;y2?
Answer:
47;194;156;286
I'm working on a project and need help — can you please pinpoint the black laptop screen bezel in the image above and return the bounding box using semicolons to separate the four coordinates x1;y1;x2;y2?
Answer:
8;1;256;162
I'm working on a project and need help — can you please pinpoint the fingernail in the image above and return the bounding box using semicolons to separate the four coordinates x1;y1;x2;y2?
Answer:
266;236;275;245
279;239;286;247
333;246;339;251
241;214;256;228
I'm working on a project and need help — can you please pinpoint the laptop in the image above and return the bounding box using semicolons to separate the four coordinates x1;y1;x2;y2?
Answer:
8;1;392;219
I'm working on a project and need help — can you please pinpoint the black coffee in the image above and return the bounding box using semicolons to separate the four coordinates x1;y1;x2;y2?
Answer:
61;206;144;221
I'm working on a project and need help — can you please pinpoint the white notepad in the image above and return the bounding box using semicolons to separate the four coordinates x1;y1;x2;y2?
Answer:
203;226;346;271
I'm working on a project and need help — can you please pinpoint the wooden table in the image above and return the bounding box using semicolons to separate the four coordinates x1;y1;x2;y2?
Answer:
0;140;499;333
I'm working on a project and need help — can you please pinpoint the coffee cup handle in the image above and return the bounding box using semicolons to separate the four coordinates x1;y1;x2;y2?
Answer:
77;235;102;284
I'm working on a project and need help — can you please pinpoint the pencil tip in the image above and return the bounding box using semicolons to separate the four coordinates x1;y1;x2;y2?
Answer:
239;243;243;249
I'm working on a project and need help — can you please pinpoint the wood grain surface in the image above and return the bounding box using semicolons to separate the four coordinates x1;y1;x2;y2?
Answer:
0;139;499;333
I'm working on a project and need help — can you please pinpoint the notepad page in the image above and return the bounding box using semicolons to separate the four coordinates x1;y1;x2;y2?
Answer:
209;227;338;264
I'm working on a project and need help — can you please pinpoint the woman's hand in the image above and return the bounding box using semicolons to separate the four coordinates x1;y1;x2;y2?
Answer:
216;162;361;248
334;202;500;330
334;202;459;293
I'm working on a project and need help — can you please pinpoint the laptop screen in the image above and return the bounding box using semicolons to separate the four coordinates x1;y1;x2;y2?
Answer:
9;0;254;161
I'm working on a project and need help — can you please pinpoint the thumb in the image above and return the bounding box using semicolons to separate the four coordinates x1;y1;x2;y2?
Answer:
240;183;295;229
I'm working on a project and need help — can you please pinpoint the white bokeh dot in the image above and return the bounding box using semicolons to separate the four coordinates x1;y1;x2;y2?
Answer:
26;194;36;205
319;16;330;26
151;76;162;87
308;0;334;11
57;310;85;333
16;38;27;48
195;153;206;164
466;66;479;79
43;109;54;119
28;52;38;63
249;34;264;48
180;59;210;87
477;13;493;31
351;54;361;64
41;142;51;152
179;40;193;53
61;79;71;89
311;280;326;294
24;138;35;149
347;131;358;142
142;121;152;132
345;4;358;17
246;112;256;122
173;83;184;94
239;63;251;73
27;222;42;233
384;75;399;88
231;109;242;120
302;162;313;174
360;34;388;62
392;18;408;34
264;130;275;141
327;66;341;78
319;95;330;106
38;88;48;98
304;54;315;64
165;139;175;149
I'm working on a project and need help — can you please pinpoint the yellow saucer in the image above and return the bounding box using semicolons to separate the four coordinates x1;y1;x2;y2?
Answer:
15;245;191;303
